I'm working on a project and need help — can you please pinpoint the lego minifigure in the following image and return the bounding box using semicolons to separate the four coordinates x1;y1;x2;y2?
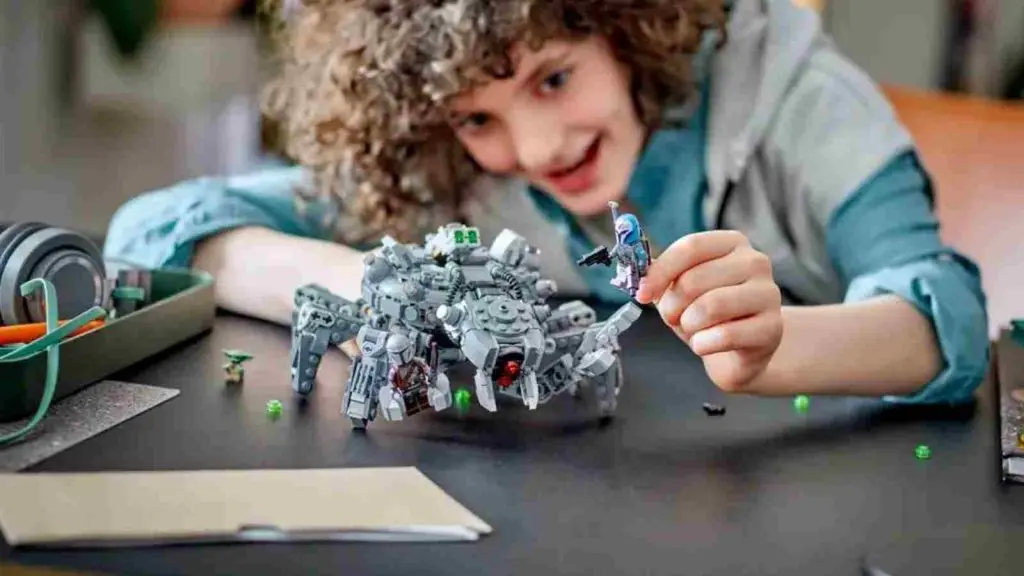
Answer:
576;201;652;300
377;334;451;420
223;349;253;384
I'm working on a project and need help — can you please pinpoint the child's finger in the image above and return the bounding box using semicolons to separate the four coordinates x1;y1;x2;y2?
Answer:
689;311;782;356
676;250;754;301
680;280;781;335
655;249;760;325
655;279;687;327
636;230;748;303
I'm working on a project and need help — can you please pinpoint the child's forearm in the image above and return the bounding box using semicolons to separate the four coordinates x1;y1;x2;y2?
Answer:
193;226;366;326
745;295;944;397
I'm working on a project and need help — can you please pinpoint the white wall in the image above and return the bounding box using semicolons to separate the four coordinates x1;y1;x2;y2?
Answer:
824;0;949;91
824;0;1024;97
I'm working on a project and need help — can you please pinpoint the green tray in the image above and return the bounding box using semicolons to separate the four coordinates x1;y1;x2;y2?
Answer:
0;266;215;423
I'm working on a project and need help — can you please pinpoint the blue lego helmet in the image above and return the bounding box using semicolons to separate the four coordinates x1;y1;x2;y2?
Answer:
614;214;642;244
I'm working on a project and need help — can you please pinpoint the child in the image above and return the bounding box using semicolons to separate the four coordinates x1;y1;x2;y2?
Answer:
103;0;990;404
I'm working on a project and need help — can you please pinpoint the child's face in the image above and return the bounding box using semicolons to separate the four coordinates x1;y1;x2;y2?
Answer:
449;36;645;217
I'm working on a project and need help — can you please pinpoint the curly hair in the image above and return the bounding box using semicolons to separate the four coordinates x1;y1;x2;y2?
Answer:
260;0;728;244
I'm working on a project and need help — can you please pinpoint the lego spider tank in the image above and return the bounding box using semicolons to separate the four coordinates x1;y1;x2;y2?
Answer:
288;223;643;429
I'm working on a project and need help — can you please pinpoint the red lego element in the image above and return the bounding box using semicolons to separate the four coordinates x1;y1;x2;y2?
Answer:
496;360;521;388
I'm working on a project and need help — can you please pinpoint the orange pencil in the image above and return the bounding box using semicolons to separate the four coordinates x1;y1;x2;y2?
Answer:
0;319;105;346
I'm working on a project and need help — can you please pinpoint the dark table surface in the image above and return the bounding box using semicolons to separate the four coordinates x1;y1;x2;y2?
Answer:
3;305;1024;576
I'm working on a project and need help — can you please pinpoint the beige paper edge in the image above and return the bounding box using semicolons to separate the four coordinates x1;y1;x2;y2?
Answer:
0;467;491;546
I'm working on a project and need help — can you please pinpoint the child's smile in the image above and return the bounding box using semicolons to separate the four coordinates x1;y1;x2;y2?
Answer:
543;134;602;196
449;36;645;217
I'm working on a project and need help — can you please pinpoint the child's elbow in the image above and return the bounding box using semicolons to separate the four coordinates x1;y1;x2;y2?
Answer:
939;255;991;400
885;253;991;405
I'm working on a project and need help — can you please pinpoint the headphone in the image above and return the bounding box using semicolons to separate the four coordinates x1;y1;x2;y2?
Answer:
0;222;108;326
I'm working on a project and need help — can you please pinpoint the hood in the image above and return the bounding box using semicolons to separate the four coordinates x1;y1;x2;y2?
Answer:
704;0;823;193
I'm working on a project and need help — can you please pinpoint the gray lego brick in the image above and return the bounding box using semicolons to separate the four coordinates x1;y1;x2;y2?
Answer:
0;381;179;471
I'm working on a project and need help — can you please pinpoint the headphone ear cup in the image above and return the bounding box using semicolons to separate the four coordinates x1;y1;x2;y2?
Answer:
0;222;48;326
0;225;106;326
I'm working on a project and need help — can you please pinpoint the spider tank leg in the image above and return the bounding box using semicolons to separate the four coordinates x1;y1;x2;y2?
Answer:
290;305;335;396
590;358;624;417
289;286;366;396
570;301;641;419
474;368;498;412
341;326;389;428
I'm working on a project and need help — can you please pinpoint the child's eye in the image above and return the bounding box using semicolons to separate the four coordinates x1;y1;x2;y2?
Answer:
456;113;490;131
539;69;572;94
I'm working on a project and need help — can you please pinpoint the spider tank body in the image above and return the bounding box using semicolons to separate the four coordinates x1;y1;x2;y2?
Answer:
289;223;642;429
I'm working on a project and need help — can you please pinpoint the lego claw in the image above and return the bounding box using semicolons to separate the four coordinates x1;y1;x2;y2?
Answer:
521;371;540;410
474;369;497;412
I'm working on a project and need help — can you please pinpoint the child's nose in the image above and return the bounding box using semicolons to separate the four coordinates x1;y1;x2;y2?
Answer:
509;115;563;173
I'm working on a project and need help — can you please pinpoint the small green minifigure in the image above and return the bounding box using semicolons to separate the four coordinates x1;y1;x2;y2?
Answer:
223;349;253;384
266;399;283;418
793;395;810;414
915;445;931;460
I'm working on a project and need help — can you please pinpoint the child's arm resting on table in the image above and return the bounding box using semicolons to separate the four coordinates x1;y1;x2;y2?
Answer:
798;151;990;403
637;152;990;402
102;166;367;325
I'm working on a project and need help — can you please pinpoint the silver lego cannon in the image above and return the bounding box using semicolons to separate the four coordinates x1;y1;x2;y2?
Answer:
288;223;642;429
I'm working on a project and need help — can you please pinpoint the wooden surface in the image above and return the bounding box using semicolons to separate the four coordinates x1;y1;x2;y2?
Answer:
885;86;1024;335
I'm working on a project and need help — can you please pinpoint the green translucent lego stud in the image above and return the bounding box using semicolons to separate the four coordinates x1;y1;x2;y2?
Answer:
266;399;283;418
793;395;810;414
914;445;931;460
454;388;471;411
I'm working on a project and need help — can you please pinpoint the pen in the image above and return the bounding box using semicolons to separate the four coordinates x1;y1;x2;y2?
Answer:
0;319;105;346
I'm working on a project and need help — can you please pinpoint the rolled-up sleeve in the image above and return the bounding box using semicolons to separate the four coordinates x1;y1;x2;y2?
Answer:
827;151;990;404
103;165;334;269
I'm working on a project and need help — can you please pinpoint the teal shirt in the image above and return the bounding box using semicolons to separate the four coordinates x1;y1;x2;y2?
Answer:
102;97;989;406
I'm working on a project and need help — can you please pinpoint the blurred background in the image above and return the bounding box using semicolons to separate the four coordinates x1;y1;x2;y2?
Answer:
1;0;1022;238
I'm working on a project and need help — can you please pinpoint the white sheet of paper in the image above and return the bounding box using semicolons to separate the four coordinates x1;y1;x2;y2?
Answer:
0;467;491;547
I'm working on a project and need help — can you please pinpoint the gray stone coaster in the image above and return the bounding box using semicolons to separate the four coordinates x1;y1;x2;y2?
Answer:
0;381;179;471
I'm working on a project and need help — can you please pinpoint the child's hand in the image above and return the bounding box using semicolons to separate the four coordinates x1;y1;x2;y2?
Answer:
635;231;783;392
